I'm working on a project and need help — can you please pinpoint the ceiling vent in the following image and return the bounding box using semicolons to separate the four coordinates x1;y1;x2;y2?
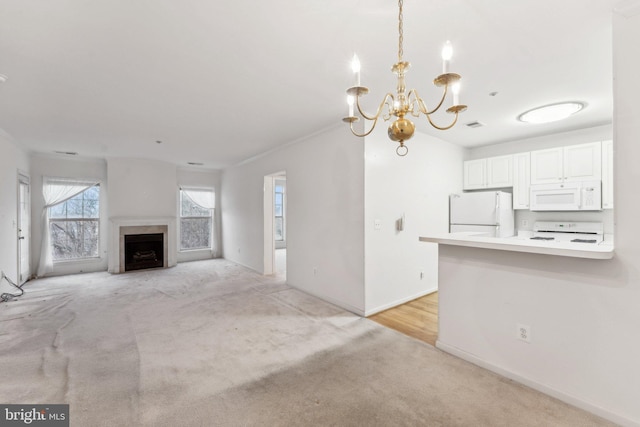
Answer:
465;121;485;129
187;162;204;166
54;151;78;156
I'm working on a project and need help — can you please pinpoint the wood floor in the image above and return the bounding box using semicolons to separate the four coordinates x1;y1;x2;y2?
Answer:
368;292;438;346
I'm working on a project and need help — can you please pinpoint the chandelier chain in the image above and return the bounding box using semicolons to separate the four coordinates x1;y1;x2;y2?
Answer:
398;0;403;62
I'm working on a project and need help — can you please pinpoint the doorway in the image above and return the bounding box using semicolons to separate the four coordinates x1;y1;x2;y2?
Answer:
17;173;30;285
263;172;286;277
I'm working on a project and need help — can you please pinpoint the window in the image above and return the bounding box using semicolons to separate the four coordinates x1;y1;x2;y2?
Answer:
180;189;214;251
275;184;285;241
49;185;100;261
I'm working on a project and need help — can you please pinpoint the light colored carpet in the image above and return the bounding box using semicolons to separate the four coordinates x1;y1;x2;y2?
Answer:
0;259;614;426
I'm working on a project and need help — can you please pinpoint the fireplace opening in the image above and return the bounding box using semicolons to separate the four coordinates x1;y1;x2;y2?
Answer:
124;233;164;271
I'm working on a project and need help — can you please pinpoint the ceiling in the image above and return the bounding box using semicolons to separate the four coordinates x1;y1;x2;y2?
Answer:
0;0;617;169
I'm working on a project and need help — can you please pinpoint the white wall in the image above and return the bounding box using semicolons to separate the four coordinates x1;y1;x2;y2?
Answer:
221;126;366;314
106;158;179;272
364;127;463;315
0;133;29;290
434;12;640;426
28;157;219;276
176;167;222;261
30;155;109;276
107;158;178;218
465;124;613;160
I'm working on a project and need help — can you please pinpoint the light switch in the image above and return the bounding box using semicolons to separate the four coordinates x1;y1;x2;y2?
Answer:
374;219;382;230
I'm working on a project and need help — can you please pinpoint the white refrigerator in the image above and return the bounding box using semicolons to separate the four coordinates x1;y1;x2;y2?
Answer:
449;191;515;238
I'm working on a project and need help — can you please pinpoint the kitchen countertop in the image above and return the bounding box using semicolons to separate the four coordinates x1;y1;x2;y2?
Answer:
419;232;614;260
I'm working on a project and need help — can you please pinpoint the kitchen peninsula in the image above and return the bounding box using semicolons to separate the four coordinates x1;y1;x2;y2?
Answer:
419;232;614;259
421;231;621;423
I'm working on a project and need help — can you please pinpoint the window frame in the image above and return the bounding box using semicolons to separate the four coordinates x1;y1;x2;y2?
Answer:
49;184;101;263
274;184;285;242
179;188;214;252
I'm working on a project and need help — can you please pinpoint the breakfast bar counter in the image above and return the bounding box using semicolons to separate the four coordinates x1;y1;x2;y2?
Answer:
419;232;614;260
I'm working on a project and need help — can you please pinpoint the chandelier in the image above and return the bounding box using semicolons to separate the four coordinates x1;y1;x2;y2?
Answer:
342;0;467;156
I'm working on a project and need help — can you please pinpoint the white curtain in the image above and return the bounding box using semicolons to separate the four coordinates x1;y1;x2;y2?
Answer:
37;177;99;277
181;188;219;257
182;189;215;210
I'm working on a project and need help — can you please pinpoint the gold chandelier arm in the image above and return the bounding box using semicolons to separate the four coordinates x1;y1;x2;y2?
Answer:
408;88;448;116
356;93;396;121
423;109;461;131
349;116;380;138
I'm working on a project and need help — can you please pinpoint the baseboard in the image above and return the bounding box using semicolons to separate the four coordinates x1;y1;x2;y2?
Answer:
436;340;639;427
221;257;262;275
364;287;438;317
288;283;365;317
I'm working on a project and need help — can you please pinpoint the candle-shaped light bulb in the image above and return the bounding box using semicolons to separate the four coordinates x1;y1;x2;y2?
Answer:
452;82;461;106
347;95;355;117
351;54;361;86
441;41;453;74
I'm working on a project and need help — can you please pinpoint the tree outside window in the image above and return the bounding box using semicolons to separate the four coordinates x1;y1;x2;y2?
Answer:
180;189;214;250
49;185;100;261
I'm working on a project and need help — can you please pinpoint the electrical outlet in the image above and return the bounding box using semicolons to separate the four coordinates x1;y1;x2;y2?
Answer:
517;323;531;343
419;271;424;280
374;219;382;230
521;219;529;228
313;267;318;276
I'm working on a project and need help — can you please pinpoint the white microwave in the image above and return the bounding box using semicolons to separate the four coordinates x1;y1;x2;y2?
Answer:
530;180;602;211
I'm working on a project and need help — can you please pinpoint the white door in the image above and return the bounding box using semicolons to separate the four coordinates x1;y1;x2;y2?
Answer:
17;175;30;284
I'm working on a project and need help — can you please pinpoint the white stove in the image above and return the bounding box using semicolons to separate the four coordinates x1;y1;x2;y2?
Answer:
530;221;604;244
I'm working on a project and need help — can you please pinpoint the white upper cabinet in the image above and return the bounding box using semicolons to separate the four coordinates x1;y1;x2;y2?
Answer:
463;155;512;190
531;142;601;184
563;142;602;181
602;140;614;209
530;147;563;184
487;155;513;188
512;152;531;210
463;158;487;190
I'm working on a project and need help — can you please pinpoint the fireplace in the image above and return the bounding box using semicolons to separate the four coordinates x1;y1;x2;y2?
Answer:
117;224;169;273
124;233;164;271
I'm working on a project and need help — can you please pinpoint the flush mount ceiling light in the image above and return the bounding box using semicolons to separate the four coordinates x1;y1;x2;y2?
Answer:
342;0;467;156
518;102;584;124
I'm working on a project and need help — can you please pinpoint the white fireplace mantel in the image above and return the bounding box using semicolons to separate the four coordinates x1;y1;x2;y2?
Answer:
108;216;177;273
